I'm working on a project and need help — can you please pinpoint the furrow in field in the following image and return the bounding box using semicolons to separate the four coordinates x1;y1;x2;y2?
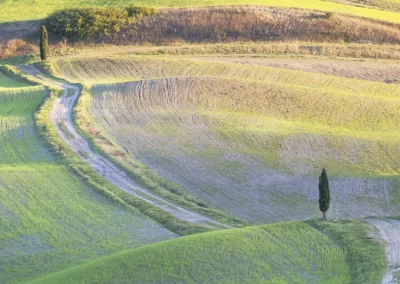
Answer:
87;77;400;223
17;65;229;229
192;56;400;83
52;57;400;98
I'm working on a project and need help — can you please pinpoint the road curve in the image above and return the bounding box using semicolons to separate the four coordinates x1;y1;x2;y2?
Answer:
367;218;400;284
18;65;230;229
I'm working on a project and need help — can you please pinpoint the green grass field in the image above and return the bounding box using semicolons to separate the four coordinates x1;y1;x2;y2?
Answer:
0;70;31;88
28;220;386;284
0;79;176;283
0;0;400;23
329;0;400;11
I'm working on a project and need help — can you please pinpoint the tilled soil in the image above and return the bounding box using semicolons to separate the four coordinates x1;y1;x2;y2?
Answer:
194;56;400;83
88;77;400;223
18;65;228;229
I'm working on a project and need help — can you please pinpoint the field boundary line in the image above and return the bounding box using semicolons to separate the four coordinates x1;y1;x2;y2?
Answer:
18;64;233;234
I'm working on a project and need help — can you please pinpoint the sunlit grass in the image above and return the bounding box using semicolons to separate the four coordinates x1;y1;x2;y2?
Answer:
29;220;386;284
1;0;400;23
0;70;31;88
0;85;176;284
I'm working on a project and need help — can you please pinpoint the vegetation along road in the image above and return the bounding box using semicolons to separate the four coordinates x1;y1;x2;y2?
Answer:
18;64;229;229
367;218;400;284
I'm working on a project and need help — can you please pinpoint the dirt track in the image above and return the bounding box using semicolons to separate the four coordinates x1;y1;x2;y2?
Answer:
367;218;400;284
18;65;228;229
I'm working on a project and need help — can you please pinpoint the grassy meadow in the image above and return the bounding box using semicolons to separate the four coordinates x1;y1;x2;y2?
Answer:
28;220;385;284
1;0;400;23
0;75;176;283
0;70;31;88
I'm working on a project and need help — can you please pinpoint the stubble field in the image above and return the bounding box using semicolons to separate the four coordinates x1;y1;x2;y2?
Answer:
55;55;400;223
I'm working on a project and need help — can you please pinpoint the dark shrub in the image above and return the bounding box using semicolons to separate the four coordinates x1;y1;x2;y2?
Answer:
45;8;129;40
326;12;334;20
126;4;158;17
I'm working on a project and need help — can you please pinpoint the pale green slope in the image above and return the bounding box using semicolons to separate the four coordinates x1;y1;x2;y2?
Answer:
29;220;386;284
0;85;176;283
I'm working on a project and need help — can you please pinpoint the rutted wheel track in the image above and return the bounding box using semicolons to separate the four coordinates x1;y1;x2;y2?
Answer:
18;65;229;229
367;218;400;284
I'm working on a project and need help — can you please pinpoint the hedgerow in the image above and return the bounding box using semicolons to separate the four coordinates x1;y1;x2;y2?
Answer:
45;5;157;40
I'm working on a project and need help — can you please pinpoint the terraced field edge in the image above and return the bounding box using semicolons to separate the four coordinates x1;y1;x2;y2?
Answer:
11;66;218;236
74;85;247;228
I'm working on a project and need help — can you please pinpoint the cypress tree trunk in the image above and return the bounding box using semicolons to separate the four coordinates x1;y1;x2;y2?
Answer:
318;168;330;218
40;25;49;61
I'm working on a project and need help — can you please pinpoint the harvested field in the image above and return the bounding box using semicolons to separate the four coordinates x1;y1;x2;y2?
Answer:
134;42;400;60
193;56;400;83
51;56;400;94
81;61;400;223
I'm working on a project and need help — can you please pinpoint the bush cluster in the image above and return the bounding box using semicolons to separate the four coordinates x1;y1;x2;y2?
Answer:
126;4;157;18
45;4;157;40
0;39;37;59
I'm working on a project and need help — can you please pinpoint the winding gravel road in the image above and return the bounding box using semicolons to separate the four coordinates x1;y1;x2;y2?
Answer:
367;218;400;284
18;65;229;229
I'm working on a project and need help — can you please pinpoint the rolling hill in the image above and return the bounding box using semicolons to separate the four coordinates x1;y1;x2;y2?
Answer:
0;73;176;284
28;220;386;284
0;0;399;283
48;55;400;223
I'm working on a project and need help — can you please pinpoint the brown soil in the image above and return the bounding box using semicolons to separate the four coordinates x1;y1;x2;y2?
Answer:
193;56;400;83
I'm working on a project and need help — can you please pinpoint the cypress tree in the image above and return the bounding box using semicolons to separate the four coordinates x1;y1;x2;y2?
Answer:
40;25;49;61
318;168;330;218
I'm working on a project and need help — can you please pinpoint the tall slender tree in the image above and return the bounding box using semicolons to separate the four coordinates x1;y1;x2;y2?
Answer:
40;25;49;61
318;168;330;218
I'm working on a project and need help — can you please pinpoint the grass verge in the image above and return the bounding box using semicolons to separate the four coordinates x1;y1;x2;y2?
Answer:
11;65;216;235
73;85;247;228
308;218;386;284
28;219;386;284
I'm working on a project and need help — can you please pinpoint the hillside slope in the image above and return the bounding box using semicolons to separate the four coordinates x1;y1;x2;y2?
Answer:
55;55;400;223
0;75;176;283
28;220;386;284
